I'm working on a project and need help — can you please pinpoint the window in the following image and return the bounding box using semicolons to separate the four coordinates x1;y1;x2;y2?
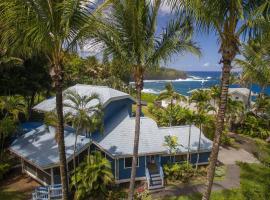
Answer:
124;157;139;168
175;154;187;163
235;96;239;100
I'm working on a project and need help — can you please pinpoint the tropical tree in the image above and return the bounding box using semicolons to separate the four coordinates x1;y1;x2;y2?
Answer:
71;151;113;200
0;117;16;159
64;89;103;187
0;96;25;120
166;1;265;198
0;1;111;198
90;1;201;198
225;99;244;131
185;111;196;164
158;82;187;126
210;85;221;109
189;89;212;113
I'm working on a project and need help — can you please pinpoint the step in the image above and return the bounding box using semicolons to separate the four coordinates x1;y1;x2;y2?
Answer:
151;176;161;181
150;173;160;178
151;180;162;185
149;185;164;190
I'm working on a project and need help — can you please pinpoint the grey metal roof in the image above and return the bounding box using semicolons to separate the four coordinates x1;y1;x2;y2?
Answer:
33;84;133;112
228;88;255;96
93;109;212;156
10;125;90;169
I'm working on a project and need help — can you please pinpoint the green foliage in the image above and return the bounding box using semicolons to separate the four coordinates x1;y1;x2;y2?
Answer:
71;152;114;200
0;162;10;180
239;162;270;200
164;135;179;154
163;162;195;183
148;104;193;127
238;114;270;139
141;93;157;104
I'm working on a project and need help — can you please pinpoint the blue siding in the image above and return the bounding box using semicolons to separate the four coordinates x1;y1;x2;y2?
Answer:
104;98;133;122
198;152;211;163
118;156;146;180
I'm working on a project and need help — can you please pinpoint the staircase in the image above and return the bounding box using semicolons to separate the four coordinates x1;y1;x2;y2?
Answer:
146;164;164;190
32;184;62;200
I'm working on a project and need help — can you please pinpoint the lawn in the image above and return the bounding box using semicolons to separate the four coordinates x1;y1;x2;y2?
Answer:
161;162;270;200
0;188;29;200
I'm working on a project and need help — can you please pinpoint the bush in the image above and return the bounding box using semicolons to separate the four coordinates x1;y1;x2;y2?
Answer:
0;163;10;180
163;162;195;183
238;115;270;139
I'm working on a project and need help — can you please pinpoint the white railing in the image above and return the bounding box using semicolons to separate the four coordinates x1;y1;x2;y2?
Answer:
145;167;151;189
32;184;62;200
159;164;164;187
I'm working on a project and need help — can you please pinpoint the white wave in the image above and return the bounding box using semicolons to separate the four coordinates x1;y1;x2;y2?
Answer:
142;88;161;94
206;76;212;79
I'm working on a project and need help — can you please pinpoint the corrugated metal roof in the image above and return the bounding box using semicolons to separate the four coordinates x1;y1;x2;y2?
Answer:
228;88;254;96
10;124;90;169
93;109;212;156
33;84;133;112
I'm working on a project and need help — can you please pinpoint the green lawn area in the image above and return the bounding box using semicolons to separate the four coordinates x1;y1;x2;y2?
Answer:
161;162;270;200
0;188;28;200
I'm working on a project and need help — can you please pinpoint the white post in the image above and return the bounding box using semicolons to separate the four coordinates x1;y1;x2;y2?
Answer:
50;168;54;185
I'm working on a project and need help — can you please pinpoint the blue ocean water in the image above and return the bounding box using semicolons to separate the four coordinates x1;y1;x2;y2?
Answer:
142;71;270;96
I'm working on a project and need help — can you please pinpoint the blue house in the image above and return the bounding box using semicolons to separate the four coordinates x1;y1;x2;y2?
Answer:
9;84;212;190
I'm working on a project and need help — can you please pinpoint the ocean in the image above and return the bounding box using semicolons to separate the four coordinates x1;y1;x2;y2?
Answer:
142;71;270;96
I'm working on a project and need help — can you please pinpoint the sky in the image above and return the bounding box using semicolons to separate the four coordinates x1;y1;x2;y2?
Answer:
82;1;223;72
156;5;222;72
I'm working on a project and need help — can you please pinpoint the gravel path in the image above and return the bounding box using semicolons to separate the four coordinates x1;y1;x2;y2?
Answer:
152;164;240;199
152;136;260;199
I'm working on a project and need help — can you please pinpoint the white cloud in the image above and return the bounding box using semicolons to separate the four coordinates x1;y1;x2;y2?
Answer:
203;62;210;67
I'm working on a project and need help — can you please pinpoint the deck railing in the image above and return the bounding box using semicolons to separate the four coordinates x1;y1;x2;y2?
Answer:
158;163;164;187
32;184;62;200
145;167;151;189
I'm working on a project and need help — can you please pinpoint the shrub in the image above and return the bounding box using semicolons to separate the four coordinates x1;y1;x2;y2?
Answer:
163;162;194;183
0;163;10;180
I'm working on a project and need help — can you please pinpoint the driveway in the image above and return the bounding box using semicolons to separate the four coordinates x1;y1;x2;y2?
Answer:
218;146;259;165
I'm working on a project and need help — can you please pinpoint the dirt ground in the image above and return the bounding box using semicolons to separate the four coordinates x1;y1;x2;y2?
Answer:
0;167;40;200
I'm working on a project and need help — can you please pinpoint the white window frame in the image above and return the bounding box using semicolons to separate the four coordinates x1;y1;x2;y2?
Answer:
124;157;139;169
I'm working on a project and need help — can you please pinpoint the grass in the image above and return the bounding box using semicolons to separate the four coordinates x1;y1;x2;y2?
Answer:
161;162;270;200
0;188;28;200
141;92;157;104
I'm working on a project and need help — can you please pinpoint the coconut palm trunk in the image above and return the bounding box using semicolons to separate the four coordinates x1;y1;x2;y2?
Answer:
129;71;143;200
73;127;79;189
54;76;69;200
202;59;232;200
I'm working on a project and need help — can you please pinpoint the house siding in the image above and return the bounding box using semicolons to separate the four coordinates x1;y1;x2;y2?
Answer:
118;156;146;180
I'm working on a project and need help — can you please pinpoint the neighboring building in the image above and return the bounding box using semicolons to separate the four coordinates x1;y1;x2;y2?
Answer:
228;88;255;107
10;84;212;189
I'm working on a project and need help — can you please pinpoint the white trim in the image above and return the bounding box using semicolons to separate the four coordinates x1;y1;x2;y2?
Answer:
24;169;49;186
124;157;139;169
115;177;146;184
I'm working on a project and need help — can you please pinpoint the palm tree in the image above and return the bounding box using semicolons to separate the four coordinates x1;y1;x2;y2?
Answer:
226;99;244;131
194;112;209;170
63;89;103;188
0;1;111;198
158;82;187;126
210;85;221;109
71;151;113;200
90;1;201;198
166;1;264;198
0;96;25;121
189;89;212;113
185;111;196;164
